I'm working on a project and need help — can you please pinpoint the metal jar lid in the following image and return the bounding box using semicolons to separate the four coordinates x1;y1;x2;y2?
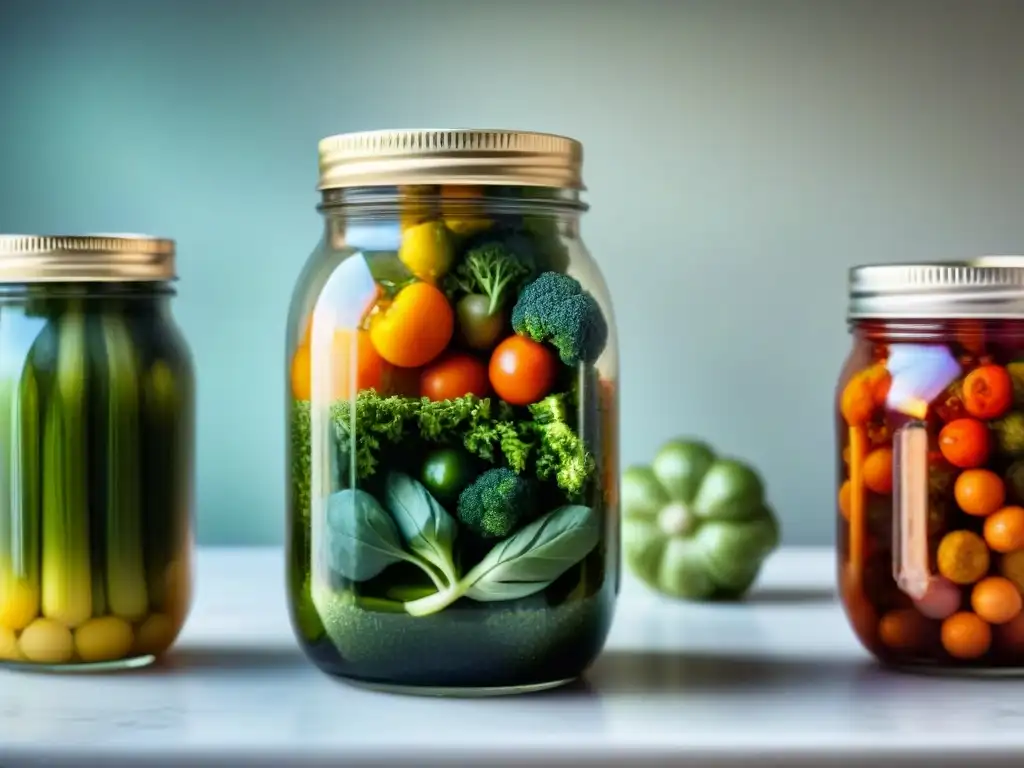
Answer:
848;261;1024;320
0;234;176;283
317;128;584;191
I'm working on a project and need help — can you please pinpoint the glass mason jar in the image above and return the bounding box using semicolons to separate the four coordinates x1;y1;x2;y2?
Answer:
837;261;1024;672
0;235;195;670
286;129;620;694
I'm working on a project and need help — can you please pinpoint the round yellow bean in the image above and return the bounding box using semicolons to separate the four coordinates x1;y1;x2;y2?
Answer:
18;618;73;664
75;616;134;663
0;580;39;631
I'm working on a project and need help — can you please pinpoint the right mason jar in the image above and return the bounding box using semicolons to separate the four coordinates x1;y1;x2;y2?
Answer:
286;129;620;694
838;260;1024;671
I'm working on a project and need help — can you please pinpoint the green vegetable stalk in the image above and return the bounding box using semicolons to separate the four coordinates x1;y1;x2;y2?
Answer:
100;310;148;621
403;504;599;617
143;357;189;609
41;305;93;628
0;311;43;618
11;365;41;596
0;369;38;621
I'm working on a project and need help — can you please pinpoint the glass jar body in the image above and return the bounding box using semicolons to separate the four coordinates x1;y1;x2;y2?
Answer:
0;284;195;669
286;186;619;693
837;318;1024;670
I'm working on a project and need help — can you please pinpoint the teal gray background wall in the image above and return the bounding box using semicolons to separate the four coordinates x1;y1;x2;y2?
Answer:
1;0;1023;546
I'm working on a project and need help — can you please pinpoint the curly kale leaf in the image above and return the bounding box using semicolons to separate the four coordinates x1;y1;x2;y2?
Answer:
527;392;596;499
331;393;418;479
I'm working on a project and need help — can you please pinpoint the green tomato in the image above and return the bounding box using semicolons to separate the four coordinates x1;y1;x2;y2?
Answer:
991;411;1024;458
622;439;779;601
420;447;476;505
456;294;506;351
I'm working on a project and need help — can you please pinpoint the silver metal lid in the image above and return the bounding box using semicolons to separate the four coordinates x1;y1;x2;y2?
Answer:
848;262;1024;319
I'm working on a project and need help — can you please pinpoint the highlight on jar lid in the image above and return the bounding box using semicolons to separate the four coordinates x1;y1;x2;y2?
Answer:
848;261;1024;320
0;234;176;283
316;128;585;191
970;255;1024;267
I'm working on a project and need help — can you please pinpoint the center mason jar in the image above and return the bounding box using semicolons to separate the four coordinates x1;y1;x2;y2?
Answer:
838;261;1024;672
285;129;620;694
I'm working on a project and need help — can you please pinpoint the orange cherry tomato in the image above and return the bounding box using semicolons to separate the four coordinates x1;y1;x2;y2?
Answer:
971;576;1023;625
984;505;1024;553
840;365;891;427
938;418;990;469
290;329;388;401
862;448;893;494
954;469;1006;517
369;281;454;368
941;611;992;659
962;364;1013;420
488;335;558;406
420;352;490;401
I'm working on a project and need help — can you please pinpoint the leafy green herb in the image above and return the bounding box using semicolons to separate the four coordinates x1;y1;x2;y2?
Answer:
292;389;595;500
383;472;459;586
464;504;598;601
326;489;408;582
325;488;444;589
403;504;599;616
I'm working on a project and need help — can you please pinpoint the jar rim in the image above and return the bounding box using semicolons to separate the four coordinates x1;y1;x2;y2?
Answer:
316;128;585;192
0;234;177;283
848;259;1024;320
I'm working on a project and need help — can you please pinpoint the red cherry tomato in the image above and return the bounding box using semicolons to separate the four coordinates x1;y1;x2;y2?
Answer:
488;335;557;405
938;418;990;469
420;352;490;401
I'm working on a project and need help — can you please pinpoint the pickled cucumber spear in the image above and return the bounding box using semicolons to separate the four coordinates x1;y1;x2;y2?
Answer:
41;306;92;628
100;309;148;621
0;311;44;632
143;358;186;609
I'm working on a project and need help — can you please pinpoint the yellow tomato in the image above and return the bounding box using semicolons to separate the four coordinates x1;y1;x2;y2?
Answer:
398;221;454;283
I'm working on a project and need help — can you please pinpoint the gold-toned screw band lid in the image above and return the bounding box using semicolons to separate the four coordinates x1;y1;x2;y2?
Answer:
848;261;1024;319
0;234;176;283
317;128;585;191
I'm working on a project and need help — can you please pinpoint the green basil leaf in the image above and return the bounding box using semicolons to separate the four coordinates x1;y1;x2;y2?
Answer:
384;471;458;582
326;488;407;581
464;504;599;602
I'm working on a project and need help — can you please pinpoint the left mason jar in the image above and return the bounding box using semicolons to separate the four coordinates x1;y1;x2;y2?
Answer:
0;234;195;670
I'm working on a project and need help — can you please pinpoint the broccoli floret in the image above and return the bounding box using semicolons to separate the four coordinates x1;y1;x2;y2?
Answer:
456;467;535;539
445;241;533;315
510;271;608;366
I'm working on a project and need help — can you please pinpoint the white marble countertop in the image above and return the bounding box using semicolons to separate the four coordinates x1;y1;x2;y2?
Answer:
2;547;1024;767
